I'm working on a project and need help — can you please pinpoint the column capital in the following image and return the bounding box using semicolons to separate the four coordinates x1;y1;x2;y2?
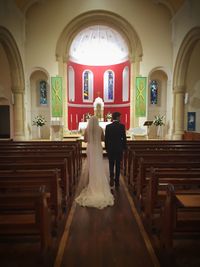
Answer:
173;85;185;93
12;87;24;94
129;54;142;64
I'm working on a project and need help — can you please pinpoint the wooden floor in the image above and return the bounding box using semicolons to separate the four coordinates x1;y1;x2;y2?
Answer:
1;157;200;266
55;160;159;267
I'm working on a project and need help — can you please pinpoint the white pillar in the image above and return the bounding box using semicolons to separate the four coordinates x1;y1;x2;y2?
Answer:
173;86;185;140
13;90;25;140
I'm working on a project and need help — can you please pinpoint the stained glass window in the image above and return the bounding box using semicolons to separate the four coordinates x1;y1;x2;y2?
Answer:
108;71;114;100
39;80;47;105
83;71;89;100
82;70;93;102
150;80;158;104
104;70;114;102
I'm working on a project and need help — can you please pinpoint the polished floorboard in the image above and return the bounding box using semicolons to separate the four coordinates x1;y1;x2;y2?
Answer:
55;159;159;267
1;157;200;267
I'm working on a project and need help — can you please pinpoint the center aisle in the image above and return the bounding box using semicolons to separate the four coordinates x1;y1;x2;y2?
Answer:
55;160;160;267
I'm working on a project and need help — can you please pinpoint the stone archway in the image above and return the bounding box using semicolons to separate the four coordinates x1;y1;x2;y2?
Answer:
55;10;143;132
29;68;50;140
0;26;25;140
148;67;170;139
173;27;200;139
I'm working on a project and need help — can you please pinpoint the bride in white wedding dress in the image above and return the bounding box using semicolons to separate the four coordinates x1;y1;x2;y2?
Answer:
75;116;114;209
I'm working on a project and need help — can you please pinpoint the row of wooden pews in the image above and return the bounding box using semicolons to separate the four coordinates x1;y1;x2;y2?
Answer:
0;140;82;258
122;140;200;265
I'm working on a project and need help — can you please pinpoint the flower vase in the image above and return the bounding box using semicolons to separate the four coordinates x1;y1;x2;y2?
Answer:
157;125;162;139
107;119;111;122
37;126;41;139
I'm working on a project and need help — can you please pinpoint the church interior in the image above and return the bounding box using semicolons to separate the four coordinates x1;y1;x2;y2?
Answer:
0;0;200;266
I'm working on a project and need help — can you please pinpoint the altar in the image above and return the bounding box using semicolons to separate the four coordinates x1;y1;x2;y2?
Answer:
78;121;112;132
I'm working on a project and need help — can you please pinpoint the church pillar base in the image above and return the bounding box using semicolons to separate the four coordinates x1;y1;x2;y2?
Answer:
50;118;64;140
172;131;184;140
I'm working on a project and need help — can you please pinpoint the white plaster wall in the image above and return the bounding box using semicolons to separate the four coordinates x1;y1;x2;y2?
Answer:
0;44;12;100
0;0;25;139
185;40;200;132
0;43;14;138
25;0;173;78
0;0;25;66
1;0;200;137
23;0;174;135
172;0;200;66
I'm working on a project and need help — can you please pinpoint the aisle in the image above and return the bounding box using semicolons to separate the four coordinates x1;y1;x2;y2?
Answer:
55;160;160;267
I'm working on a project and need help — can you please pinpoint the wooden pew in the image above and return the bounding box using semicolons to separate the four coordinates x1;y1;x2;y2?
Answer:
124;140;200;181
0;160;70;209
128;149;200;187
160;183;200;254
144;167;200;230
0;148;77;187
0;140;82;175
0;169;61;228
136;156;200;201
0;186;52;253
0;152;76;198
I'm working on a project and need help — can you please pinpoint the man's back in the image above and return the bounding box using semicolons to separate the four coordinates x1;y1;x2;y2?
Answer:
105;121;126;158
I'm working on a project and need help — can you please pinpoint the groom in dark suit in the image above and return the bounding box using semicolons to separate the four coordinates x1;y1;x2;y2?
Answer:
105;112;127;188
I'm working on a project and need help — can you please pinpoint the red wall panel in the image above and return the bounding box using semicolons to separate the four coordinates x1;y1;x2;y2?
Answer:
67;61;130;130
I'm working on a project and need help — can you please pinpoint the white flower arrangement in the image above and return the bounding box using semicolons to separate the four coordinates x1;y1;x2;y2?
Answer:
153;115;165;126
33;115;46;127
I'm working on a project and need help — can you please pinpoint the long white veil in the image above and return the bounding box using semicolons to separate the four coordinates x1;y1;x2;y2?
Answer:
87;115;100;144
86;116;103;187
76;116;114;209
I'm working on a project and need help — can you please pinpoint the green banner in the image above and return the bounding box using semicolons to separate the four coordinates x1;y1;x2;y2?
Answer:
135;77;146;117
51;76;63;117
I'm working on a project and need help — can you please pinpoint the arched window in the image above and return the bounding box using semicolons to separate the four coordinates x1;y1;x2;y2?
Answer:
39;80;47;105
82;70;93;102
104;70;114;102
68;66;75;102
150;80;158;104
122;66;129;101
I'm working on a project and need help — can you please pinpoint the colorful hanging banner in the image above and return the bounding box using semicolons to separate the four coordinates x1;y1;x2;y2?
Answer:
51;76;63;117
135;77;146;117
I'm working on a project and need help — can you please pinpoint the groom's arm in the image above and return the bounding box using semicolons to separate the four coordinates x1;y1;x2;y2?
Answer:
122;125;127;150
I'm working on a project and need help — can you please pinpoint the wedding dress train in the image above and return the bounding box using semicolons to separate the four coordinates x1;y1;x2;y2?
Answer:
75;116;114;209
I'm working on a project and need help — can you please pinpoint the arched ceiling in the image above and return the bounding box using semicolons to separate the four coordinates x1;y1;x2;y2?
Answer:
15;0;185;15
69;25;129;65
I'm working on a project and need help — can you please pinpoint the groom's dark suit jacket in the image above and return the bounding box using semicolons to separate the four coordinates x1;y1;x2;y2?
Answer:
105;121;127;160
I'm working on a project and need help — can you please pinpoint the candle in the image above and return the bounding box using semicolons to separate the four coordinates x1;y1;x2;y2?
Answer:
76;114;78;123
70;114;72;123
125;114;127;123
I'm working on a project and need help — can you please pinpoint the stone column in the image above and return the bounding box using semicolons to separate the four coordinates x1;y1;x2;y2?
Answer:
13;90;25;140
173;86;185;140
